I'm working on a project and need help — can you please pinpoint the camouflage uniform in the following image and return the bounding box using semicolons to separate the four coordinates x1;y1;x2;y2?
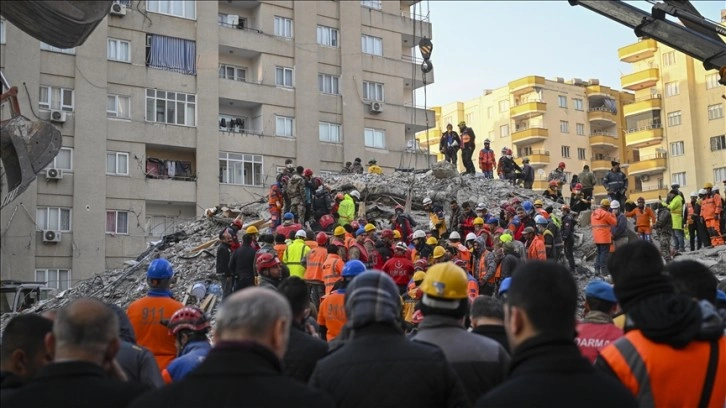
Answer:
655;206;673;261
287;173;306;224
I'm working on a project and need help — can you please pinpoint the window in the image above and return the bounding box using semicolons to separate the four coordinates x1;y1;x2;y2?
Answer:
364;128;386;148
574;98;584;111
706;73;720;90
466;112;474;125
498;100;509;112
558;95;567;108
576;123;585;136
0;19;5;45
361;0;382;9
362;81;384;101
561;146;570;158
662;51;676;66
577;148;586;160
318;74;340;95
146;0;196;20
317;26;338;47
667;111;682;127
560;121;569;133
219;114;247;132
219;64;246;82
664;81;679;97
36;208;71;232
714;167;726;185
670;141;685;157
519;146;533;156
217;13;247;29
47;147;72;171
361;35;383;56
274;16;293;38
107;95;130;119
146;34;196;75
319;122;341;143
671;172;686;187
275;115;294;137
35;269;70;291
106;210;129;234
40;42;75;54
487;106;493;119
707;104;723;120
275;66;294;88
106;152;129;176
39;86;74;112
218;152;263;186
107;38;130;62
499;124;509;138
145;89;196;126
146;215;184;237
711;135;726;151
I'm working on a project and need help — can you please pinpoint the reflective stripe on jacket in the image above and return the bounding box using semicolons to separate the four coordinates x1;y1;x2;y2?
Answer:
283;238;311;278
304;246;328;281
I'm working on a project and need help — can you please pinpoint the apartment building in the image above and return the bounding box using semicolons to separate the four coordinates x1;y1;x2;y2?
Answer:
417;75;633;197
0;0;433;288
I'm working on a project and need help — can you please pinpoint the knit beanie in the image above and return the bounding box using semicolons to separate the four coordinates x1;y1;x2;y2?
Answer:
345;271;401;329
608;241;673;312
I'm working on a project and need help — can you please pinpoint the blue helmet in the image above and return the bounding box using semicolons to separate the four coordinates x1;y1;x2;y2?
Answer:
283;212;294;220
522;201;533;212
512;215;521;226
147;258;174;280
498;277;512;296
342;260;367;278
355;227;367;237
535;215;548;225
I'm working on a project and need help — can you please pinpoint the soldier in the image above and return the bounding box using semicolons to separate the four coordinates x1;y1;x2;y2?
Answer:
340;161;352;174
654;202;673;262
350;158;364;174
287;166;307;224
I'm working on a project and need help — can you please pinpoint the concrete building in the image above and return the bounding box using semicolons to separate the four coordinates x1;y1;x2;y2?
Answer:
0;0;434;288
417;75;633;197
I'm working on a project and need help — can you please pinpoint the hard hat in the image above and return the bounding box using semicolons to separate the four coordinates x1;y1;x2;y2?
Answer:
523;226;536;235
501;147;508;152
394;204;404;212
522;201;533;212
690;191;698;197
458;121;466;127
511;215;521;226
364;223;377;233
295;230;307;239
484;138;491;144
334;226;346;236
256;253;281;270
449;231;461;240
506;148;513;155
488;217;499;224
475;203;486;211
670;183;680;189
393;230;402;239
522;157;530;163
558;162;566;168
473;217;484;225
534;199;543;207
395;242;408;252
426;237;439;246
147;258;174;280
283;212;294;220
574;183;583;190
303;168;313;177
342;260;367;277
422;197;433;206
414;258;429;271
548;180;558;187
498;277;512;296
534;215;548;225
349;190;361;199
413;230;427;239
432;246;446;259
355;228;367;237
413;271;426;282
698;189;708;195
246;226;258;235
610;200;620;209
316;232;329;246
561;204;570;211
166;306;210;335
611;160;620;167
381;229;394;239
500;234;513;243
600;199;611;207
368;158;377;164
420;262;468;300
637;197;645;203
335;192;344;201
704;182;713;189
465;232;477;242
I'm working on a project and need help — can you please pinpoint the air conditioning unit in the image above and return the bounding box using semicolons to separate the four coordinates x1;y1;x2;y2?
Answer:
42;230;62;243
369;101;383;113
46;168;64;180
110;2;127;16
50;110;67;123
641;175;650;182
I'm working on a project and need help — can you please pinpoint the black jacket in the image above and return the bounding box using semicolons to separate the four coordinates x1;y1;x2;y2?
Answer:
229;244;257;280
216;242;232;277
130;341;334;408
475;336;637;408
0;371;24;401
111;304;164;389
500;252;523;279
471;325;510;353
283;322;329;383
3;361;150;408
309;323;468;408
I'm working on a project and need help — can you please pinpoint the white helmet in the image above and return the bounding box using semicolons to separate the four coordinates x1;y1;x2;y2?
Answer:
422;197;433;206
465;232;477;242
690;191;698;197
349;190;360;200
475;203;486;211
412;230;426;239
610;200;620;209
698;189;708;195
449;231;461;240
295;230;307;238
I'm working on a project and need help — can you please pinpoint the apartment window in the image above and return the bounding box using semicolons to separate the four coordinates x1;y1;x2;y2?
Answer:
664;81;679;97
706;73;720;90
558;95;567;108
318;74;340;95
561;145;571;158
146;34;196;75
666;111;682;127
499;124;509;138
146;0;196;20
275;115;294;137
498;100;509;112
40;42;75;54
146;215;182;237
364;128;386;149
362;81;384;101
576;123;585;136
36;208;71;232
319;122;341;143
274;16;293;38
317;25;338;47
466;113;474;125
106;152;129;176
577;148;586;160
219;64;246;82
275;66;294;88
560;121;569;133
714;167;726;185
671;172;686;187
361;35;383;56
361;0;382;9
487;106;493;119
39;86;74;112
574;98;584;111
662;51;676;66
519;146;533;156
218;152;263;186
707;104;724;120
107;95;130;119
35;269;70;291
145;89;196;126
47;147;73;171
106;210;129;234
218;13;246;29
0;19;6;44
107;38;131;62
670;141;685;157
711;135;726;151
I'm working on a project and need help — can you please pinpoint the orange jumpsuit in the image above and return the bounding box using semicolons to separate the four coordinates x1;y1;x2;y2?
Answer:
127;294;184;371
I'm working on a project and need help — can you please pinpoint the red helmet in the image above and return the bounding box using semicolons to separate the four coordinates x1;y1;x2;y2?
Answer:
394;204;404;212
574;183;583;190
303;168;313;177
506;148;513;155
510;198;521;205
381;229;394;239
316;231;329;246
558;162;566;169
256;253;280;270
549;180;558;187
335;192;344;201
166;306;210;335
414;258;429;271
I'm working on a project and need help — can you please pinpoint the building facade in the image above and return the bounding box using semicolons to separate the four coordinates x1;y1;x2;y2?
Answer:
0;0;433;288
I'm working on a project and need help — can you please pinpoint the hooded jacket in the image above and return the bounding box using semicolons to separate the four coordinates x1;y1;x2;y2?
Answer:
591;208;616;244
337;195;355;226
110;304;164;388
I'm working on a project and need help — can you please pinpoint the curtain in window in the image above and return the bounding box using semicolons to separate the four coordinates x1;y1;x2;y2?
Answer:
148;34;196;75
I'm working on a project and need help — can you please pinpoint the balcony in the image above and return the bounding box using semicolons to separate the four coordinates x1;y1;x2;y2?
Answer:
589;133;619;150
624;95;662;117
527;151;550;168
627;154;667;177
586;85;612;98
511;127;548;145
629;186;668;203
218;79;294;108
625;123;663;148
510;101;546;119
591;158;615;172
508;76;545;96
618;39;658;63
588;107;616;127
218;24;292;57
145;178;197;203
621;68;659;91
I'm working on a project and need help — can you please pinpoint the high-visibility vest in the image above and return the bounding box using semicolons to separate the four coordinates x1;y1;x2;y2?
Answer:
322;255;343;295
467;276;479;301
304;246;328;281
283;239;311;278
127;295;184;371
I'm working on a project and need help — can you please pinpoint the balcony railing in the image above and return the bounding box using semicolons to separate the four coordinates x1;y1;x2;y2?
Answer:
146;158;196;181
634;94;661;102
626;122;662;134
588;106;615;113
591;130;616;137
628;152;667;163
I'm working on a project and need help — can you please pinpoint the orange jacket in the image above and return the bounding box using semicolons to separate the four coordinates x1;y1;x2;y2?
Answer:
625;206;656;234
274;243;287;260
126;295;184;371
714;192;723;215
304;246;328;282
452;243;471;272
318;291;347;341
304;240;318;249
527;235;547;261
322;254;344;295
268;184;283;210
591;208;617;244
701;196;717;220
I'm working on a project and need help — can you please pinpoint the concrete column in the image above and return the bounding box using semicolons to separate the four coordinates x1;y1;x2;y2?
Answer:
293;3;319;172
340;2;364;165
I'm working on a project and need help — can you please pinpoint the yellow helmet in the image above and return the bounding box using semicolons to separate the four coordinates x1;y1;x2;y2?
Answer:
704;182;713;189
473;217;484;225
246;226;258;234
413;271;426;282
499;234;513;243
426;237;439;246
334;226;346;236
393;230;402;239
600;199;611;207
364;223;377;232
534;199;544;207
432;246;446;259
419;262;468;300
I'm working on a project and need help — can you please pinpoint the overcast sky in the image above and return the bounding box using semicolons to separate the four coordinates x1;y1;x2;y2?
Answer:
416;0;725;107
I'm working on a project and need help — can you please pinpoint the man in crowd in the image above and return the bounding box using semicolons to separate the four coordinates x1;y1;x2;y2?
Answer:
229;233;258;291
578;164;597;200
108;305;163;389
283;230;311;278
625;197;655;241
603;160;628;210
161;306;212;384
654;202;673;262
575;280;623;364
367;158;383;175
591;199;616;275
0;314;53;400
350;158;364;174
440;123;461;167
257;253;285;291
381;242;415;294
685;191;704;251
317;260;366;342
340;161;353;174
548;162;567;188
666;260;720;306
610;201;628;251
499;149;521;184
560;204;577;272
470;295;509;353
288;166;307;224
478;138;496;179
661;185;685;253
520;157;534;189
449;199;463;236
216;228;234;297
458;121;477;175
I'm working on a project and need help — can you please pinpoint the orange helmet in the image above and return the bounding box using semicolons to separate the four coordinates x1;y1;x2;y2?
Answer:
256;253;281;270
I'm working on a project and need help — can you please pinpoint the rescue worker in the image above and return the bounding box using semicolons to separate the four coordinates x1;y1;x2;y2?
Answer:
274;233;287;259
317;260;366;341
402;270;426;324
473;217;487;238
520;157;535;189
322;245;345;295
283;230;311;278
458;120;477;175
376;229;395;262
591;199;617;275
275;212;302;240
423;197;447;238
603;160;628;210
533;199;549;219
367;158;382;175
347;228;370;266
610;200;629;251
575;281;623;364
543;180;564;204
281;159;294;212
440;123;461;167
287;166;307;224
303;232;328;308
496;147;508;179
625;197;655;241
654;202;673;262
535;215;556;260
216;228;234;298
391;204;416;242
499;235;524;279
500;149;521;184
126;258;185;371
548;162;567;187
269;174;285;227
410;230;428;261
350;157;364;174
524;226;546;261
303;169;316;225
478;138;496;179
430;245;447;266
561;204;577;272
330;226;349;260
340;161;352;174
245;225;260;251
448;199;463;236
256;253;284;291
452;258;479;301
161;306;212;384
337;190;358;226
229;233;257;292
570;183;591;213
701;182;724;246
381;242;415;294
685;191;703;251
578;164;597;200
447;231;471;272
460;202;477;238
311;185;331;226
660;186;685;252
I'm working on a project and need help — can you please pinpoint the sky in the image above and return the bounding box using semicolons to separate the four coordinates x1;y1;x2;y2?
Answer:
416;0;725;107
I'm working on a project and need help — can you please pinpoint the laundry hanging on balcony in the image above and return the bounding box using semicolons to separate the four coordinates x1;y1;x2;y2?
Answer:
147;34;197;75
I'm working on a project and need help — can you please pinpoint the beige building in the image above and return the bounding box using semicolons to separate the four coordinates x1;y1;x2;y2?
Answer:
0;0;433;288
417;75;633;197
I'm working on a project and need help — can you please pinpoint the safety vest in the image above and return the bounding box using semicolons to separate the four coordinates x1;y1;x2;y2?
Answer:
527;235;547;261
268;184;283;209
487;262;502;284
350;241;369;264
274;243;287;260
467;275;479;301
127;295;184;371
282;239;311;278
317;292;347;341
322;255;343;295
476;250;489;281
701;196;716;220
453;243;472;272
685;202;695;225
304;246;328;282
